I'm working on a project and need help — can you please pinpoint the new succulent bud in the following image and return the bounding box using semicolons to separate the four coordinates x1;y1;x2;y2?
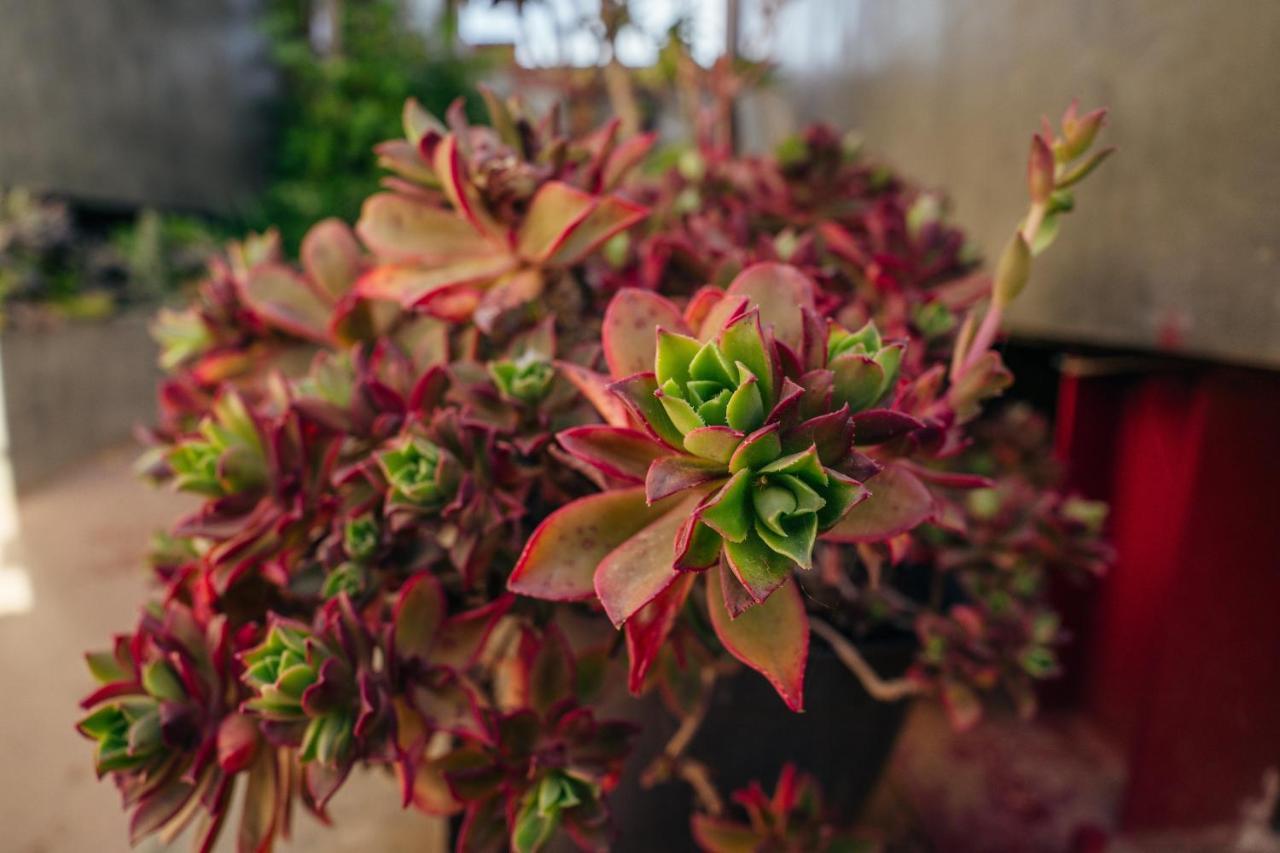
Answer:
512;770;597;853
344;515;380;562
378;435;458;508
79;698;165;774
241;623;355;766
490;351;557;405
654;313;776;445
167;392;267;497
827;321;903;412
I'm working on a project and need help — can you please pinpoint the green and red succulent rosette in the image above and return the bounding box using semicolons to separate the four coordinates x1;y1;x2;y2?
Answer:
509;262;941;710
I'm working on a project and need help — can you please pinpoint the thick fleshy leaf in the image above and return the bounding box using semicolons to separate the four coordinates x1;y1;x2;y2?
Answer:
823;463;934;542
645;455;727;503
602;289;689;378
603;131;657;189
393;573;445;665
682;426;742;463
595;491;704;627
723;262;816;353
239;263;332;343
624;572;695;693
432;135;504;240
783;407;854;466
718;310;774;405
557;426;667;483
673;516;723;570
724;527;797;601
547;194;648;266
830;353;885;413
728;425;782;474
356;193;494;261
610;373;685;449
556;362;630;427
655;329;702;385
698;469;751;543
301;219;362;301
850;409;926;445
515;182;596;263
508;488;673;602
355;258;516;308
433;597;513;671
706;570;808;712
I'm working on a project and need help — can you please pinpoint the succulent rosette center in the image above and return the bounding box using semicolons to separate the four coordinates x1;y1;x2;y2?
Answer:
378;435;459;509
241;623;355;766
489;350;556;405
651;310;777;460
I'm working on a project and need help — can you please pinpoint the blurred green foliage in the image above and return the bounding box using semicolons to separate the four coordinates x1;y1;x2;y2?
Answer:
250;0;483;249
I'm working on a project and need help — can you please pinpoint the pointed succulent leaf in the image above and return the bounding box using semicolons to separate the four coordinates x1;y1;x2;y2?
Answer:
516;182;598;263
509;488;674;601
645;455;728;503
624;573;696;693
706;570;809;712
238;263;332;343
301;218;362;301
717;310;774;406
594;491;704;627
728;425;783;474
609;373;685;449
698;469;752;543
655;329;702;386
721;262;817;354
356;257;516;309
432;135;505;240
393;574;445;666
823;464;934;542
546;194;648;267
850;409;926;446
682;426;742;463
602;289;690;378
724;369;765;433
356;193;493;262
724;528;797;601
830;354;885;414
557;425;667;482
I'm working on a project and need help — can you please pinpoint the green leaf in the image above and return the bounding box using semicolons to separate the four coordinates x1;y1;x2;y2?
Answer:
655;330;702;385
718;312;774;406
724;371;764;433
823;464;934;542
698;470;752;543
724;528;796;601
755;514;819;569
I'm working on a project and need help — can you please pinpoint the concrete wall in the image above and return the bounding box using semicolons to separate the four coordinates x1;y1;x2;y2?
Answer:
0;0;272;212
755;0;1280;369
0;312;159;491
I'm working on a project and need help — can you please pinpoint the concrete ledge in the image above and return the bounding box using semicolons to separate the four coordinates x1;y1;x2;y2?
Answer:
1;310;160;492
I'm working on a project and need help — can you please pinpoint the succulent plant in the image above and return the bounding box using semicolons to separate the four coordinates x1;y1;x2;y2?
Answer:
79;91;1112;852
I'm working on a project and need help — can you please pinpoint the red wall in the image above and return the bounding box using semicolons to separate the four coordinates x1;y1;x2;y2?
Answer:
1055;363;1280;828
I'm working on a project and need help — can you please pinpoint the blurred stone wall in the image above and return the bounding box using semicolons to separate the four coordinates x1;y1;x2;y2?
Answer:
0;0;272;212
755;0;1280;369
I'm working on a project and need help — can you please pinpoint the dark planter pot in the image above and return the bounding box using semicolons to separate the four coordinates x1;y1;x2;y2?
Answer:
606;636;917;852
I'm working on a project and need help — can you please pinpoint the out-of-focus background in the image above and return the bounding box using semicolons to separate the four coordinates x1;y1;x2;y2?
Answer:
1;1;1277;850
